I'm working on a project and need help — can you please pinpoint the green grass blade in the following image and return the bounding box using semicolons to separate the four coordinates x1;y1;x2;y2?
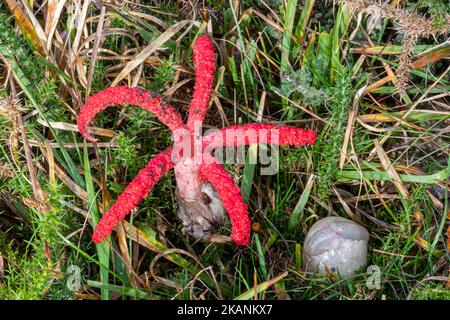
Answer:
233;272;288;300
288;174;314;231
83;142;111;300
280;0;298;74
337;168;449;184
428;157;449;264
294;0;315;44
87;280;159;300
254;233;268;280
241;144;257;203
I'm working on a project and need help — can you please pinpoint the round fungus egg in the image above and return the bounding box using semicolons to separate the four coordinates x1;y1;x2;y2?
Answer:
303;216;369;278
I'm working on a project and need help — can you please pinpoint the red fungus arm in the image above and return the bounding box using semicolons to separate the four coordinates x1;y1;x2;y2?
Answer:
77;86;184;141
203;123;316;149
92;147;174;243
198;162;250;246
186;35;216;130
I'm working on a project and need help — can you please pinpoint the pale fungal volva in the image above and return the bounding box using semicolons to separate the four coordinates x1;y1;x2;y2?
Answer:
303;216;369;278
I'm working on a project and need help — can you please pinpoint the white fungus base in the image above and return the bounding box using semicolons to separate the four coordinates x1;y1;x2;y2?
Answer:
303;217;369;278
305;239;368;278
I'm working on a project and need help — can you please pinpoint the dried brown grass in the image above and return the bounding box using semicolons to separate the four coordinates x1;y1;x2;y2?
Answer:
344;0;450;93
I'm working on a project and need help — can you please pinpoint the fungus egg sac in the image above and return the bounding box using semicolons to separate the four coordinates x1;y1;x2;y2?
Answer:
303;217;369;278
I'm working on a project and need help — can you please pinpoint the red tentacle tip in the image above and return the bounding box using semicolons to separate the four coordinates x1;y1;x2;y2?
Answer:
78;128;97;142
193;34;214;56
192;34;215;78
232;223;251;246
92;226;107;244
199;162;251;246
305;129;316;145
77;116;97;142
